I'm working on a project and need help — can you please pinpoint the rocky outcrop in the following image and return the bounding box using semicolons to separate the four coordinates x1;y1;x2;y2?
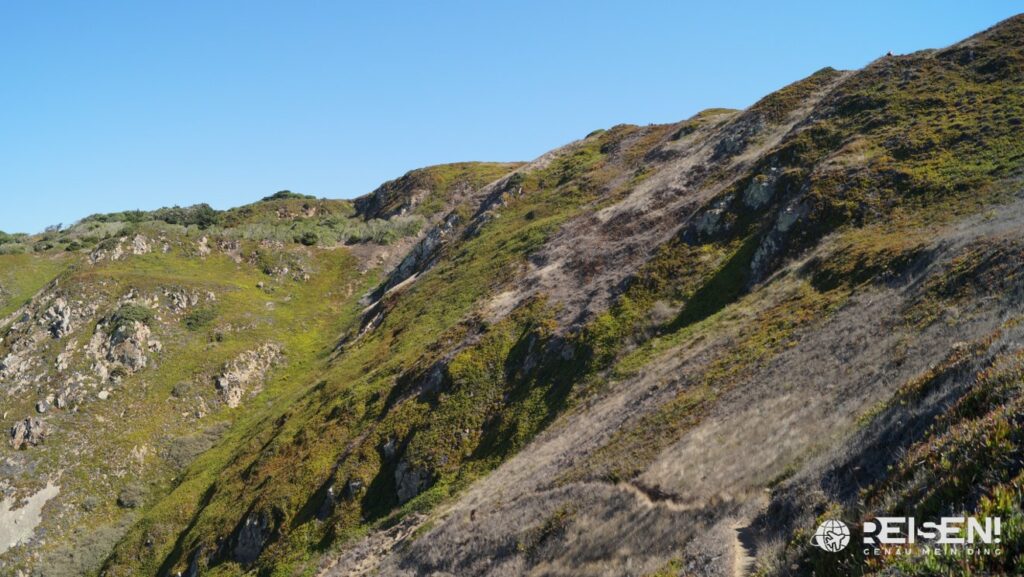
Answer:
130;234;152;255
394;461;432;504
87;319;161;382
10;417;48;450
107;321;155;372
749;199;810;285
0;482;60;555
215;344;283;408
227;511;272;566
742;171;777;209
0;293;96;389
42;297;74;339
368;213;460;304
88;234;152;263
164;289;201;313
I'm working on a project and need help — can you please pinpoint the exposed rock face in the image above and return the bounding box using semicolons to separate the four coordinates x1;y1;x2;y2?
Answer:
165;289;201;312
87;235;152;263
0;293;95;389
749;199;810;285
394;461;432;504
89;242;123;263
215;343;283;408
108;321;154;372
694;196;733;237
130;234;151;255
87;319;161;381
742;172;777;209
10;417;48;450
0;347;36;387
229;511;272;565
42;297;74;339
369;213;460;303
0;482;60;555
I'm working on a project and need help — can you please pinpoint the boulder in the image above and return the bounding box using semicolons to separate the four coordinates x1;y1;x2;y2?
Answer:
230;511;271;565
42;297;74;339
215;343;282;408
10;417;48;450
395;461;432;504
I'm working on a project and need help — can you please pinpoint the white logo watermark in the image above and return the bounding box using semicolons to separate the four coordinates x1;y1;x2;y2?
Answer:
813;516;1003;557
811;519;851;552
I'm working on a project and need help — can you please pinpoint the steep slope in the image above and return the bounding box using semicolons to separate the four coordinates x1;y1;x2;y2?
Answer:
2;14;1024;577
0;163;521;577
318;15;1024;577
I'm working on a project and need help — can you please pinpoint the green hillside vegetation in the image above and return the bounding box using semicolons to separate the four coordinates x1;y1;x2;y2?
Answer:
98;16;1024;575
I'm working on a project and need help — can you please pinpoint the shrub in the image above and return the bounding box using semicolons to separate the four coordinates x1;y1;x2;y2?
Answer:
109;304;155;332
296;231;320;246
116;484;145;508
82;204;221;229
183;306;218;331
0;243;26;255
262;190;315;201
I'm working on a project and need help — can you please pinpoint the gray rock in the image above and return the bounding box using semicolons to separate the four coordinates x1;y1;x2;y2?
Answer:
214;343;283;408
316;485;337;520
231;511;271;565
381;437;398;460
10;417;48;450
395;461;432;504
344;478;364;500
43;297;74;339
108;320;152;372
742;173;776;209
117;484;145;508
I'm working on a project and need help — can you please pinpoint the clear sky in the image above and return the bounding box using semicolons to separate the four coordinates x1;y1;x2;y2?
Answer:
1;1;1019;233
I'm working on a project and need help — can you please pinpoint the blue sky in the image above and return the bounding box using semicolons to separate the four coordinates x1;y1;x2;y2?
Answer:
1;1;1019;233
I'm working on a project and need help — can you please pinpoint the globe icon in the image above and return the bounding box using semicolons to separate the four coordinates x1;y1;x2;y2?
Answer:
811;519;851;552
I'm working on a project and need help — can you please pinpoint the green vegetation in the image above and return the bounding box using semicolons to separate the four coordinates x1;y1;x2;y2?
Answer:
780;319;1024;576
670;107;737;140
0;230;29;245
183;305;219;331
95;130;676;576
108;304;156;331
262;190;316;201
13;164;521;255
644;559;684;577
84;203;221;229
358;162;523;219
0;252;73;318
748;67;843;124
571;280;842;484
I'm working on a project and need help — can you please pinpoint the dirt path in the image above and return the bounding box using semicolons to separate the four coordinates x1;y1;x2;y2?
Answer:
732;522;757;577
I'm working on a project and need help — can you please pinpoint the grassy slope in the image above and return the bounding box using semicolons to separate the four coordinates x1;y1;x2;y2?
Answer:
0;252;75;319
12;242;370;577
99;134;627;577
1;163;524;576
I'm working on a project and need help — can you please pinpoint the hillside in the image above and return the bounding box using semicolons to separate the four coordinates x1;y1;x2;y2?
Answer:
2;15;1024;577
